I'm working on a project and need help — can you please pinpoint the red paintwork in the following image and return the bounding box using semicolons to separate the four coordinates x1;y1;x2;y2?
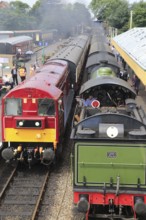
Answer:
74;191;146;211
1;59;69;142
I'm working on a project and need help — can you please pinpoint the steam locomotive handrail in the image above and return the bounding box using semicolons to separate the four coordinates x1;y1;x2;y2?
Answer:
78;162;146;167
74;113;146;140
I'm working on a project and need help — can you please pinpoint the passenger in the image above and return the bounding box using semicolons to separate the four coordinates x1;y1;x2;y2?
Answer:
11;65;18;85
121;58;126;70
115;51;120;62
119;69;129;81
111;45;115;53
123;70;129;81
16;48;22;60
132;74;140;95
29;64;35;77
76;96;83;107
18;65;27;82
83;95;96;107
2;74;13;89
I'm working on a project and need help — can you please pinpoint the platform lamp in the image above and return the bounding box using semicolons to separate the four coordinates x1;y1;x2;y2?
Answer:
130;10;133;29
42;40;45;64
0;63;3;77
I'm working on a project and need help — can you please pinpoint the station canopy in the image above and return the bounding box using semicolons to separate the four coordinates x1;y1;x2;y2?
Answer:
0;36;32;45
113;28;146;69
112;28;146;85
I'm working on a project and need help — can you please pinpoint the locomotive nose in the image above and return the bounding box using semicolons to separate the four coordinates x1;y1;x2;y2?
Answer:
1;148;14;161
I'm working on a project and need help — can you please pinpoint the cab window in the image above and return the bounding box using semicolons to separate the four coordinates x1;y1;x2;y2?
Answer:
5;98;22;116
38;98;55;116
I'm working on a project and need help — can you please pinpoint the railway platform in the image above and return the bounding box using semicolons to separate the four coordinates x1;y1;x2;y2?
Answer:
136;87;146;110
128;72;146;110
118;57;146;110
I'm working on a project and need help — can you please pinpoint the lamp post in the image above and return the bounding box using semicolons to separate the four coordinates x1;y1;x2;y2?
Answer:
0;63;3;77
42;40;45;64
130;10;133;29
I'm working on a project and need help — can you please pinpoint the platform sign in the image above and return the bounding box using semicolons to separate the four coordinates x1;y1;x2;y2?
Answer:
38;41;43;47
38;41;48;47
0;57;9;63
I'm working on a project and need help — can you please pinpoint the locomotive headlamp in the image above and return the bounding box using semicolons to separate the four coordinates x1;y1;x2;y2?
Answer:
35;121;40;127
107;126;118;138
36;133;41;139
17;145;22;152
19;121;23;126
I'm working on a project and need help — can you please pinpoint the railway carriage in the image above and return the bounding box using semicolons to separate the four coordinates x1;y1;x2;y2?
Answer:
1;35;90;167
51;35;90;90
71;25;146;220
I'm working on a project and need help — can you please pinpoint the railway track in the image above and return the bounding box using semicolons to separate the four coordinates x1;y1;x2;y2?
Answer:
0;65;86;220
0;164;50;219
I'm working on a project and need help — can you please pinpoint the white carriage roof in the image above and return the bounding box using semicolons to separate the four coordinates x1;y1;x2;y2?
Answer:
113;28;146;70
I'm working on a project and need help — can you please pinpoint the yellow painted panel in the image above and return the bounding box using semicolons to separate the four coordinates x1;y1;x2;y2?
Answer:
111;39;146;85
4;128;56;142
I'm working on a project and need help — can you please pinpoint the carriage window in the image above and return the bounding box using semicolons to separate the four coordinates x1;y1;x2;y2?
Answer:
5;98;22;116
38;98;55;116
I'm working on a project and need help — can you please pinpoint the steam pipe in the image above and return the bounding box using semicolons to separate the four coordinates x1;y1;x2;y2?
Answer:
116;176;120;196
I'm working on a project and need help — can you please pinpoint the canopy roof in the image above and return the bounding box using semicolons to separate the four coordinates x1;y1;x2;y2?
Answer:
0;36;32;45
113;28;146;70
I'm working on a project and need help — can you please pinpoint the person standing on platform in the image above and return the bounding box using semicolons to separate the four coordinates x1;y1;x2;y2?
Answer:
2;74;13;89
18;65;27;82
29;64;35;77
11;65;18;85
132;74;140;95
121;58;126;70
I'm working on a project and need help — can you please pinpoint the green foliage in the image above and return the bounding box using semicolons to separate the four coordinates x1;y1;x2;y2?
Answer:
10;1;30;13
0;8;37;30
0;0;92;37
90;0;129;29
0;0;146;35
0;1;37;30
33;1;92;37
131;1;146;27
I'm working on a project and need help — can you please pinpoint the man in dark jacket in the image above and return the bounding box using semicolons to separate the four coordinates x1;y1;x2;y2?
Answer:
11;65;18;85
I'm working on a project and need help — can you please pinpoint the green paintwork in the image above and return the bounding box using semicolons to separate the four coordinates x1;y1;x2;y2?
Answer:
90;67;116;79
74;142;146;187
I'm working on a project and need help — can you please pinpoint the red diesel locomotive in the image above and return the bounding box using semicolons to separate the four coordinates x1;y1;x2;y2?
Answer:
1;35;90;167
1;60;70;167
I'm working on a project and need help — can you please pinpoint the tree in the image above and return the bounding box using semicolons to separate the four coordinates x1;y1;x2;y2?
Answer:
31;0;92;37
0;1;37;30
89;0;130;29
10;1;30;13
131;1;146;27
